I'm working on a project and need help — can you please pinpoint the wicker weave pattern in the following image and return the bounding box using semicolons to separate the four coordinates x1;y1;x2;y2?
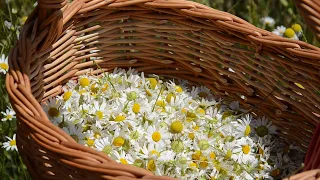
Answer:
295;0;320;40
5;0;320;179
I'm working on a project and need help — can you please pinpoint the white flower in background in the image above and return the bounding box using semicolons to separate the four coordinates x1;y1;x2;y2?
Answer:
260;16;275;27
272;25;286;36
0;54;9;74
1;107;15;121
2;134;18;151
4;20;13;30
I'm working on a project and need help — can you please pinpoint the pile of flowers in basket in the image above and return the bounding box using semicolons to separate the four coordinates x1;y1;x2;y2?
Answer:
43;68;303;179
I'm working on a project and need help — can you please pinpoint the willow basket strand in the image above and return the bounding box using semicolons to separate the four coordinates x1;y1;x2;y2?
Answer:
6;0;320;179
295;0;320;40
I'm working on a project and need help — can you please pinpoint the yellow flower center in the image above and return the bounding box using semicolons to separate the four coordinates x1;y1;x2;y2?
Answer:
175;85;183;93
192;150;202;160
147;159;156;171
244;125;251;136
150;150;160;157
156;100;166;108
189;162;198;169
196;108;205;115
188;133;195;140
292;24;302;32
198;92;208;98
258;146;264;155
113;137;125;147
120;158;128;164
132;103;140;114
115;115;126;122
170;120;183;133
181;108;187;114
102;84;109;92
10;140;16;146
48;107;60;117
199;156;208;169
79;77;90;87
96;111;104;120
242;145;250;154
166;93;176;103
86;139;95;147
146;90;152;96
210;152;216;159
193;125;200;131
79;90;87;95
6;115;12;120
152;132;162;142
94;132;101;139
225;149;232;159
284;28;295;38
91;84;99;93
0;63;8;70
148;78;157;89
63;91;72;101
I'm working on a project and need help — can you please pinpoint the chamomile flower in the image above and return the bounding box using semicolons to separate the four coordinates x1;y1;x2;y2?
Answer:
272;25;286;36
62;125;86;144
252;116;277;138
43;68;303;179
146;125;171;149
95;135;113;154
232;114;252;138
2;134;18;151
112;150;135;165
42;97;66;123
1;107;15;121
233;138;256;164
260;16;275;27
0;54;9;74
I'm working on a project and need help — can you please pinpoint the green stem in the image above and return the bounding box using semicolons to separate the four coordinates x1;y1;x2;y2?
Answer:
152;86;163;112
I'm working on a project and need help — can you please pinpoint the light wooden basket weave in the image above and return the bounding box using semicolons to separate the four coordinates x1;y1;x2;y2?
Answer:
5;0;320;179
295;0;320;40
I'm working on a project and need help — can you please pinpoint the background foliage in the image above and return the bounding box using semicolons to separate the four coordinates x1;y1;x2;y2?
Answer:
0;0;317;179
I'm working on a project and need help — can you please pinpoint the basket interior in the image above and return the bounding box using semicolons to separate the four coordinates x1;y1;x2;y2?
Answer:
9;0;320;178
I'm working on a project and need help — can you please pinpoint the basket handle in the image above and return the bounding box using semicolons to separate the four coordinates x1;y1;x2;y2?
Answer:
294;0;320;40
35;0;84;51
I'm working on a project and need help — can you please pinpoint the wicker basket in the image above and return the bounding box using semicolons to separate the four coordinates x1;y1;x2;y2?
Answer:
6;0;320;179
295;0;320;40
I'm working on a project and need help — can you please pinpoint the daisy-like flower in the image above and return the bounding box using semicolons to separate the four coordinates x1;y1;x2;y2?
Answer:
0;54;9;74
252;116;277;138
1;107;16;121
43;68;303;179
272;25;286;36
260;16;275;27
95;135;113;154
2;134;18;151
112;150;135;165
233;138;256;164
42;97;66;123
232;114;252;138
145;124;171;149
62;125;86;144
284;28;299;40
292;23;303;37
